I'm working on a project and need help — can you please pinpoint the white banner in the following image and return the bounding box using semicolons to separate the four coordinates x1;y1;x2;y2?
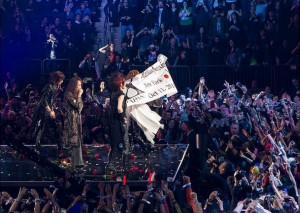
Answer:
123;55;178;106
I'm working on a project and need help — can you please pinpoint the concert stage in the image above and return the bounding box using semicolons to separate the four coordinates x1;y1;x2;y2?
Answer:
0;144;188;186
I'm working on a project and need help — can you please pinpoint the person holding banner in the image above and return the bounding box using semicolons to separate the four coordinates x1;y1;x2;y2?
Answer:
123;55;177;144
124;70;164;145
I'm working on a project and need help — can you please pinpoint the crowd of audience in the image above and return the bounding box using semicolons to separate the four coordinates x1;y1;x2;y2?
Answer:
1;0;299;78
101;0;300;74
0;0;100;69
1;72;300;213
0;175;223;213
1;0;300;213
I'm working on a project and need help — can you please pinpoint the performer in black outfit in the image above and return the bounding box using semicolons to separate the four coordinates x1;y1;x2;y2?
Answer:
108;72;129;168
29;71;65;153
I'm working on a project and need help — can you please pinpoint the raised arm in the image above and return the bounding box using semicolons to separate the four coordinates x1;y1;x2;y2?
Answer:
99;44;109;53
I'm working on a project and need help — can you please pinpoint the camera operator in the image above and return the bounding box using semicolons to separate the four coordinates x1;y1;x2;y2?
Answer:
203;191;225;212
142;4;153;15
81;14;93;39
119;0;134;39
82;14;93;25
227;170;252;210
201;156;234;211
61;35;75;60
141;2;155;29
78;53;96;79
195;0;210;30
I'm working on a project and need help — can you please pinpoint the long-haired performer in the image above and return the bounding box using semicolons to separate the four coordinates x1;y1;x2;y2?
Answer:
29;71;65;153
63;76;85;168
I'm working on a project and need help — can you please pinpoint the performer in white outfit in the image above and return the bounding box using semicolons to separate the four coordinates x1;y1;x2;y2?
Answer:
123;55;178;144
124;70;164;144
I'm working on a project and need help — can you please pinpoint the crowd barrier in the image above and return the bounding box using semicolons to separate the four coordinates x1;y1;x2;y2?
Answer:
130;65;299;94
1;59;43;88
1;58;298;95
42;59;72;80
1;59;72;87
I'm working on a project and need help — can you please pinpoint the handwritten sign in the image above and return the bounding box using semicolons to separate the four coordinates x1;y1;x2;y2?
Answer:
124;55;178;106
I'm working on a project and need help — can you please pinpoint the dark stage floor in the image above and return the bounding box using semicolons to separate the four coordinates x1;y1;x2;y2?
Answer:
0;144;188;185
